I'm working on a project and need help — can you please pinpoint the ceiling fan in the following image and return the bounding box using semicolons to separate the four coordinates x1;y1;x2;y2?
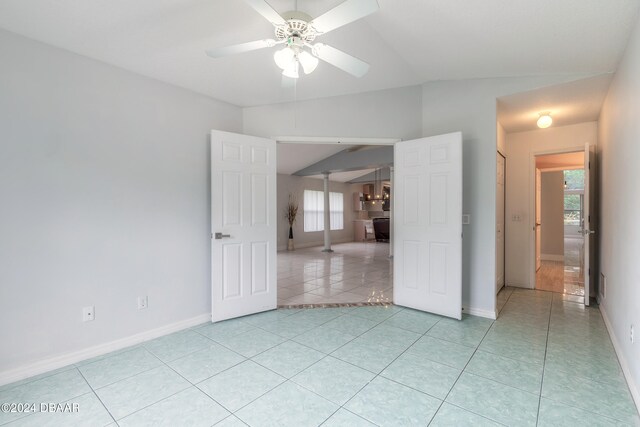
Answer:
205;0;379;79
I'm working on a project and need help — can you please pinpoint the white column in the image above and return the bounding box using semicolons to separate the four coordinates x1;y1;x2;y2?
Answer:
322;172;333;252
389;166;394;258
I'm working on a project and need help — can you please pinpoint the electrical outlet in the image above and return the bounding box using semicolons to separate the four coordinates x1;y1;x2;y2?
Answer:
82;306;95;322
631;325;635;344
462;214;471;225
511;214;522;222
137;296;148;310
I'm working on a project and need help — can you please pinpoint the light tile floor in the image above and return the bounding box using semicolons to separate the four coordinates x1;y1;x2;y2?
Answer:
1;289;638;426
277;242;392;306
536;237;585;299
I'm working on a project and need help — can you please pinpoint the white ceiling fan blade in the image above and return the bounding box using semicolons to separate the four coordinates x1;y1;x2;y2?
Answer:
206;39;275;58
313;43;369;77
244;0;286;26
309;0;379;34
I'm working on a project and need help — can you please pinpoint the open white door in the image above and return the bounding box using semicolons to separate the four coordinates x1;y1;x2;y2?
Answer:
211;130;277;322
393;132;463;319
583;143;596;306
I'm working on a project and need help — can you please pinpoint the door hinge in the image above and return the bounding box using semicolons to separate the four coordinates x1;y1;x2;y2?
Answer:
210;233;213;239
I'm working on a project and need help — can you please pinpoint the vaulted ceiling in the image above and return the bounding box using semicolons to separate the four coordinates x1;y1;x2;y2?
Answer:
0;0;637;107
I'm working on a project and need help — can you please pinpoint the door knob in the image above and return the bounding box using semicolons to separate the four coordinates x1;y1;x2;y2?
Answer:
584;229;595;235
214;232;231;239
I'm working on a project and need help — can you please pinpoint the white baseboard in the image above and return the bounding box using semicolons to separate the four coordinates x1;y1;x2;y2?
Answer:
463;305;497;320
0;313;211;388
541;254;564;262
599;304;640;413
506;283;534;289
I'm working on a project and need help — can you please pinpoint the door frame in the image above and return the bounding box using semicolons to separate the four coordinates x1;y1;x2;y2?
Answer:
496;151;506;295
528;145;589;290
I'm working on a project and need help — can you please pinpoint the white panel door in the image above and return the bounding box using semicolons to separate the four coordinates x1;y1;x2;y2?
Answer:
393;132;462;319
211;130;276;322
583;143;596;306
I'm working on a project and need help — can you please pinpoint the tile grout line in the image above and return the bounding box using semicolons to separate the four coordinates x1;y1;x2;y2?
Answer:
111;343;234;425
426;319;497;426
535;287;554;426
335;313;451;425
75;367;118;425
190;309;381;421
230;307;406;425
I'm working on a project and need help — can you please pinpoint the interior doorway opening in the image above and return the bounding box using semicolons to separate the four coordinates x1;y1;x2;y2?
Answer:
275;141;395;307
534;151;586;303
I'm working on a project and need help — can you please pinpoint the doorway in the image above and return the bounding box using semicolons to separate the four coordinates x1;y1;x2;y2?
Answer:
210;130;464;322
273;140;396;307
533;152;586;302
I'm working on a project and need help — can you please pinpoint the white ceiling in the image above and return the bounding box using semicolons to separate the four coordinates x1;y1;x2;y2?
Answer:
0;0;637;107
276;143;374;181
276;143;356;174
308;168;375;183
497;74;614;133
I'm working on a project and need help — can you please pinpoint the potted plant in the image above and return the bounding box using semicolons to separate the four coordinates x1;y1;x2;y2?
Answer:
284;194;299;251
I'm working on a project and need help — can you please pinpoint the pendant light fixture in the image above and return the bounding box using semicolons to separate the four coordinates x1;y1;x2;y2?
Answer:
374;168;383;203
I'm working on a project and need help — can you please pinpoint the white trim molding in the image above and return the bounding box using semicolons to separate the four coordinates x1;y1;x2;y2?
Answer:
600;305;640;412
463;305;497;320
274;136;400;145
0;313;211;387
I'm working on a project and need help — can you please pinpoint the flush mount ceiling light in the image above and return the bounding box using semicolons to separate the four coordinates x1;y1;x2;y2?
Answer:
205;0;378;79
537;112;553;129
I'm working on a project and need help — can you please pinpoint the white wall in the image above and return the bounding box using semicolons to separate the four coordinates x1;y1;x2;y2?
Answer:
0;31;242;375
276;174;357;251
504;122;597;287
243;85;423;140
421;76;585;316
598;11;640;408
540;171;565;258
246;76;593;317
497;121;506;156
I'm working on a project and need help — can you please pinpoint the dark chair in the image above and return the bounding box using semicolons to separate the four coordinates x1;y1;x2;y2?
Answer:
372;218;390;242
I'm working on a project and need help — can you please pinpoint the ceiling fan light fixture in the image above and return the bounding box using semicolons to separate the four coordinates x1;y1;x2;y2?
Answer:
298;51;318;74
273;47;295;70
537;112;553;129
282;60;300;79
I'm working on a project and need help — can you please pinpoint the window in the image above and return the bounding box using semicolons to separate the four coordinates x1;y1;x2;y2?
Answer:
563;170;585;226
303;190;344;232
564;193;583;226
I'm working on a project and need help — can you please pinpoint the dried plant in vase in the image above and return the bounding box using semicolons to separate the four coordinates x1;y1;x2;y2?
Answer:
284;194;299;251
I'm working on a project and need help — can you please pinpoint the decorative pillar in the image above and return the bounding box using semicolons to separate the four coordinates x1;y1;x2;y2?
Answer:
322;172;333;252
389;166;394;258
